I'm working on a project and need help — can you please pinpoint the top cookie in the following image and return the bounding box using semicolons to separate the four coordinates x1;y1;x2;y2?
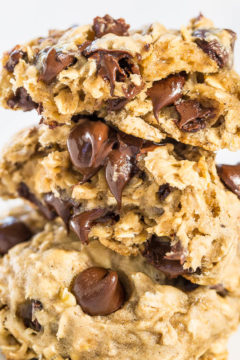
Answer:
0;14;239;151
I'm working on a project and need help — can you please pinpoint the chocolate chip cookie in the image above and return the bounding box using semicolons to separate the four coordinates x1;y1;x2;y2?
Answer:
0;15;239;150
0;122;240;285
0;220;239;360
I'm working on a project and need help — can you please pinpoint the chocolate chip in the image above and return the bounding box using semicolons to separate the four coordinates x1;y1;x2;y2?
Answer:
196;39;228;68
106;81;144;111
175;100;214;132
209;284;228;297
147;74;185;121
7;87;38;112
67;118;115;182
193;30;229;68
157;184;173;202
217;164;240;198
0;217;32;255
68;119;158;206
93;15;130;38
17;299;43;331
70;208;108;243
105;133;145;207
38;48;75;84
72;267;125;316
143;236;187;278
106;97;129;111
105;149;132;207
82;48;139;96
17;182;56;220
44;193;73;227
5;47;27;72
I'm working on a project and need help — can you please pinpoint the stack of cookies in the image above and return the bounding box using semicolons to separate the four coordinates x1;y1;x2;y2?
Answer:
0;14;239;359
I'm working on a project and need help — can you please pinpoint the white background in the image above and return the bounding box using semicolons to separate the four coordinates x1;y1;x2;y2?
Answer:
0;0;239;358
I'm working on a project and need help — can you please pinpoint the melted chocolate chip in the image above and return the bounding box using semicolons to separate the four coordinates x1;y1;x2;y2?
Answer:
93;15;130;38
147;75;185;121
38;48;75;84
105;132;147;207
82;48;139;96
7;87;38;112
17;299;43;331
5;47;27;72
175;100;214;132
44;193;73;226
0;217;32;255
217;164;240;198
72;267;125;316
158;184;173;202
106;81;143;111
67;118;158;206
105;146;134;208
193;30;229;68
143;236;187;278
70;208;108;243
195;38;228;68
18;182;56;220
67;118;115;182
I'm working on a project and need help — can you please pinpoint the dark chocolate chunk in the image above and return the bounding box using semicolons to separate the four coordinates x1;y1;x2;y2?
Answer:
157;184;173;202
0;217;32;255
17;182;56;220
5;47;27;72
175;100;214;132
70;208;108;243
44;193;73;226
93;15;130;38
193;30;229;68
82;48;139;96
17;299;43;331
72;267;125;316
143;236;187;278
38;48;75;84
147;75;185;121
7;87;38;112
217;164;240;198
67;118;115;182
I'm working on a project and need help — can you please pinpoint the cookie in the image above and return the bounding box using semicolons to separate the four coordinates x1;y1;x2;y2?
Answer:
0;121;239;285
0;221;239;360
0;15;239;150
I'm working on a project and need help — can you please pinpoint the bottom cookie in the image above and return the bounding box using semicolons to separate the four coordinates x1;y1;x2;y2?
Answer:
0;220;239;360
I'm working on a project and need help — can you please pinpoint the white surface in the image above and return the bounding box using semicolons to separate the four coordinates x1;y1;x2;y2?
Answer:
0;0;239;358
